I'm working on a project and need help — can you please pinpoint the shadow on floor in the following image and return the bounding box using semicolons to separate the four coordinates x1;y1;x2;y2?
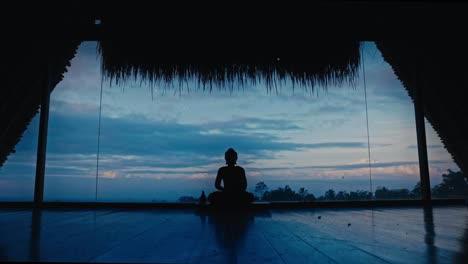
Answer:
194;208;271;263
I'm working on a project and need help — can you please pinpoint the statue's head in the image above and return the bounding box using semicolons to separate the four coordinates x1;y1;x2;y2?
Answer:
225;148;238;165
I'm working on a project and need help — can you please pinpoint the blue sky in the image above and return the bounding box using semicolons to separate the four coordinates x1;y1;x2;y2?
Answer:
0;42;459;201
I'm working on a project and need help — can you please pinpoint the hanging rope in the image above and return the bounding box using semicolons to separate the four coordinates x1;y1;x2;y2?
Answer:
95;74;104;201
361;45;373;197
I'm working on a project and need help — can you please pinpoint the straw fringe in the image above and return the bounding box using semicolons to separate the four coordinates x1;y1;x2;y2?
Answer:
98;41;361;90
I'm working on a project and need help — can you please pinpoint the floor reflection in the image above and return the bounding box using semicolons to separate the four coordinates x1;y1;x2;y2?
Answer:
29;208;42;262
423;206;437;264
455;223;468;264
194;208;271;264
13;206;468;263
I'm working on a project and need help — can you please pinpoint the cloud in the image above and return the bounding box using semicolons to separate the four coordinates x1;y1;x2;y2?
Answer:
49;99;100;115
201;116;303;132
250;171;262;177
31;109;374;183
54;42;101;94
102;170;120;179
190;173;210;179
46;111;367;160
303;142;366;149
252;160;450;172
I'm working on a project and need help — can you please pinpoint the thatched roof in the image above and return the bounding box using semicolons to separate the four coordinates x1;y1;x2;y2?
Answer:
92;1;463;89
0;41;80;167
98;40;361;89
377;41;468;174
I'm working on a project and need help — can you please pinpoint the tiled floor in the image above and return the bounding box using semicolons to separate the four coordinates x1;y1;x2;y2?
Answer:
0;206;467;263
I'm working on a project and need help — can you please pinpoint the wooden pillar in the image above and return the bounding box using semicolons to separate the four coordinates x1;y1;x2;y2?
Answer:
414;73;431;201
34;63;52;205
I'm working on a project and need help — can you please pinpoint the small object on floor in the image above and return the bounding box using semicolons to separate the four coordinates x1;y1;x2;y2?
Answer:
318;216;321;219
199;190;207;206
348;223;351;227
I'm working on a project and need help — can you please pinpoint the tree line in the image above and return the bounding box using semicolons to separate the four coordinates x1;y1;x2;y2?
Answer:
178;170;467;202
254;170;467;201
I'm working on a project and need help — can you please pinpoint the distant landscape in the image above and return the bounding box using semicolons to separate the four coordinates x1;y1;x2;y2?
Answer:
178;170;468;202
0;42;464;203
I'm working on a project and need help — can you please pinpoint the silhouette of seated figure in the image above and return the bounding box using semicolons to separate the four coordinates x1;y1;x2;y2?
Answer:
208;148;254;206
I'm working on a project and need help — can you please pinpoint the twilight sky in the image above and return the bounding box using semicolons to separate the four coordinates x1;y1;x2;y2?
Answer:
0;42;459;201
